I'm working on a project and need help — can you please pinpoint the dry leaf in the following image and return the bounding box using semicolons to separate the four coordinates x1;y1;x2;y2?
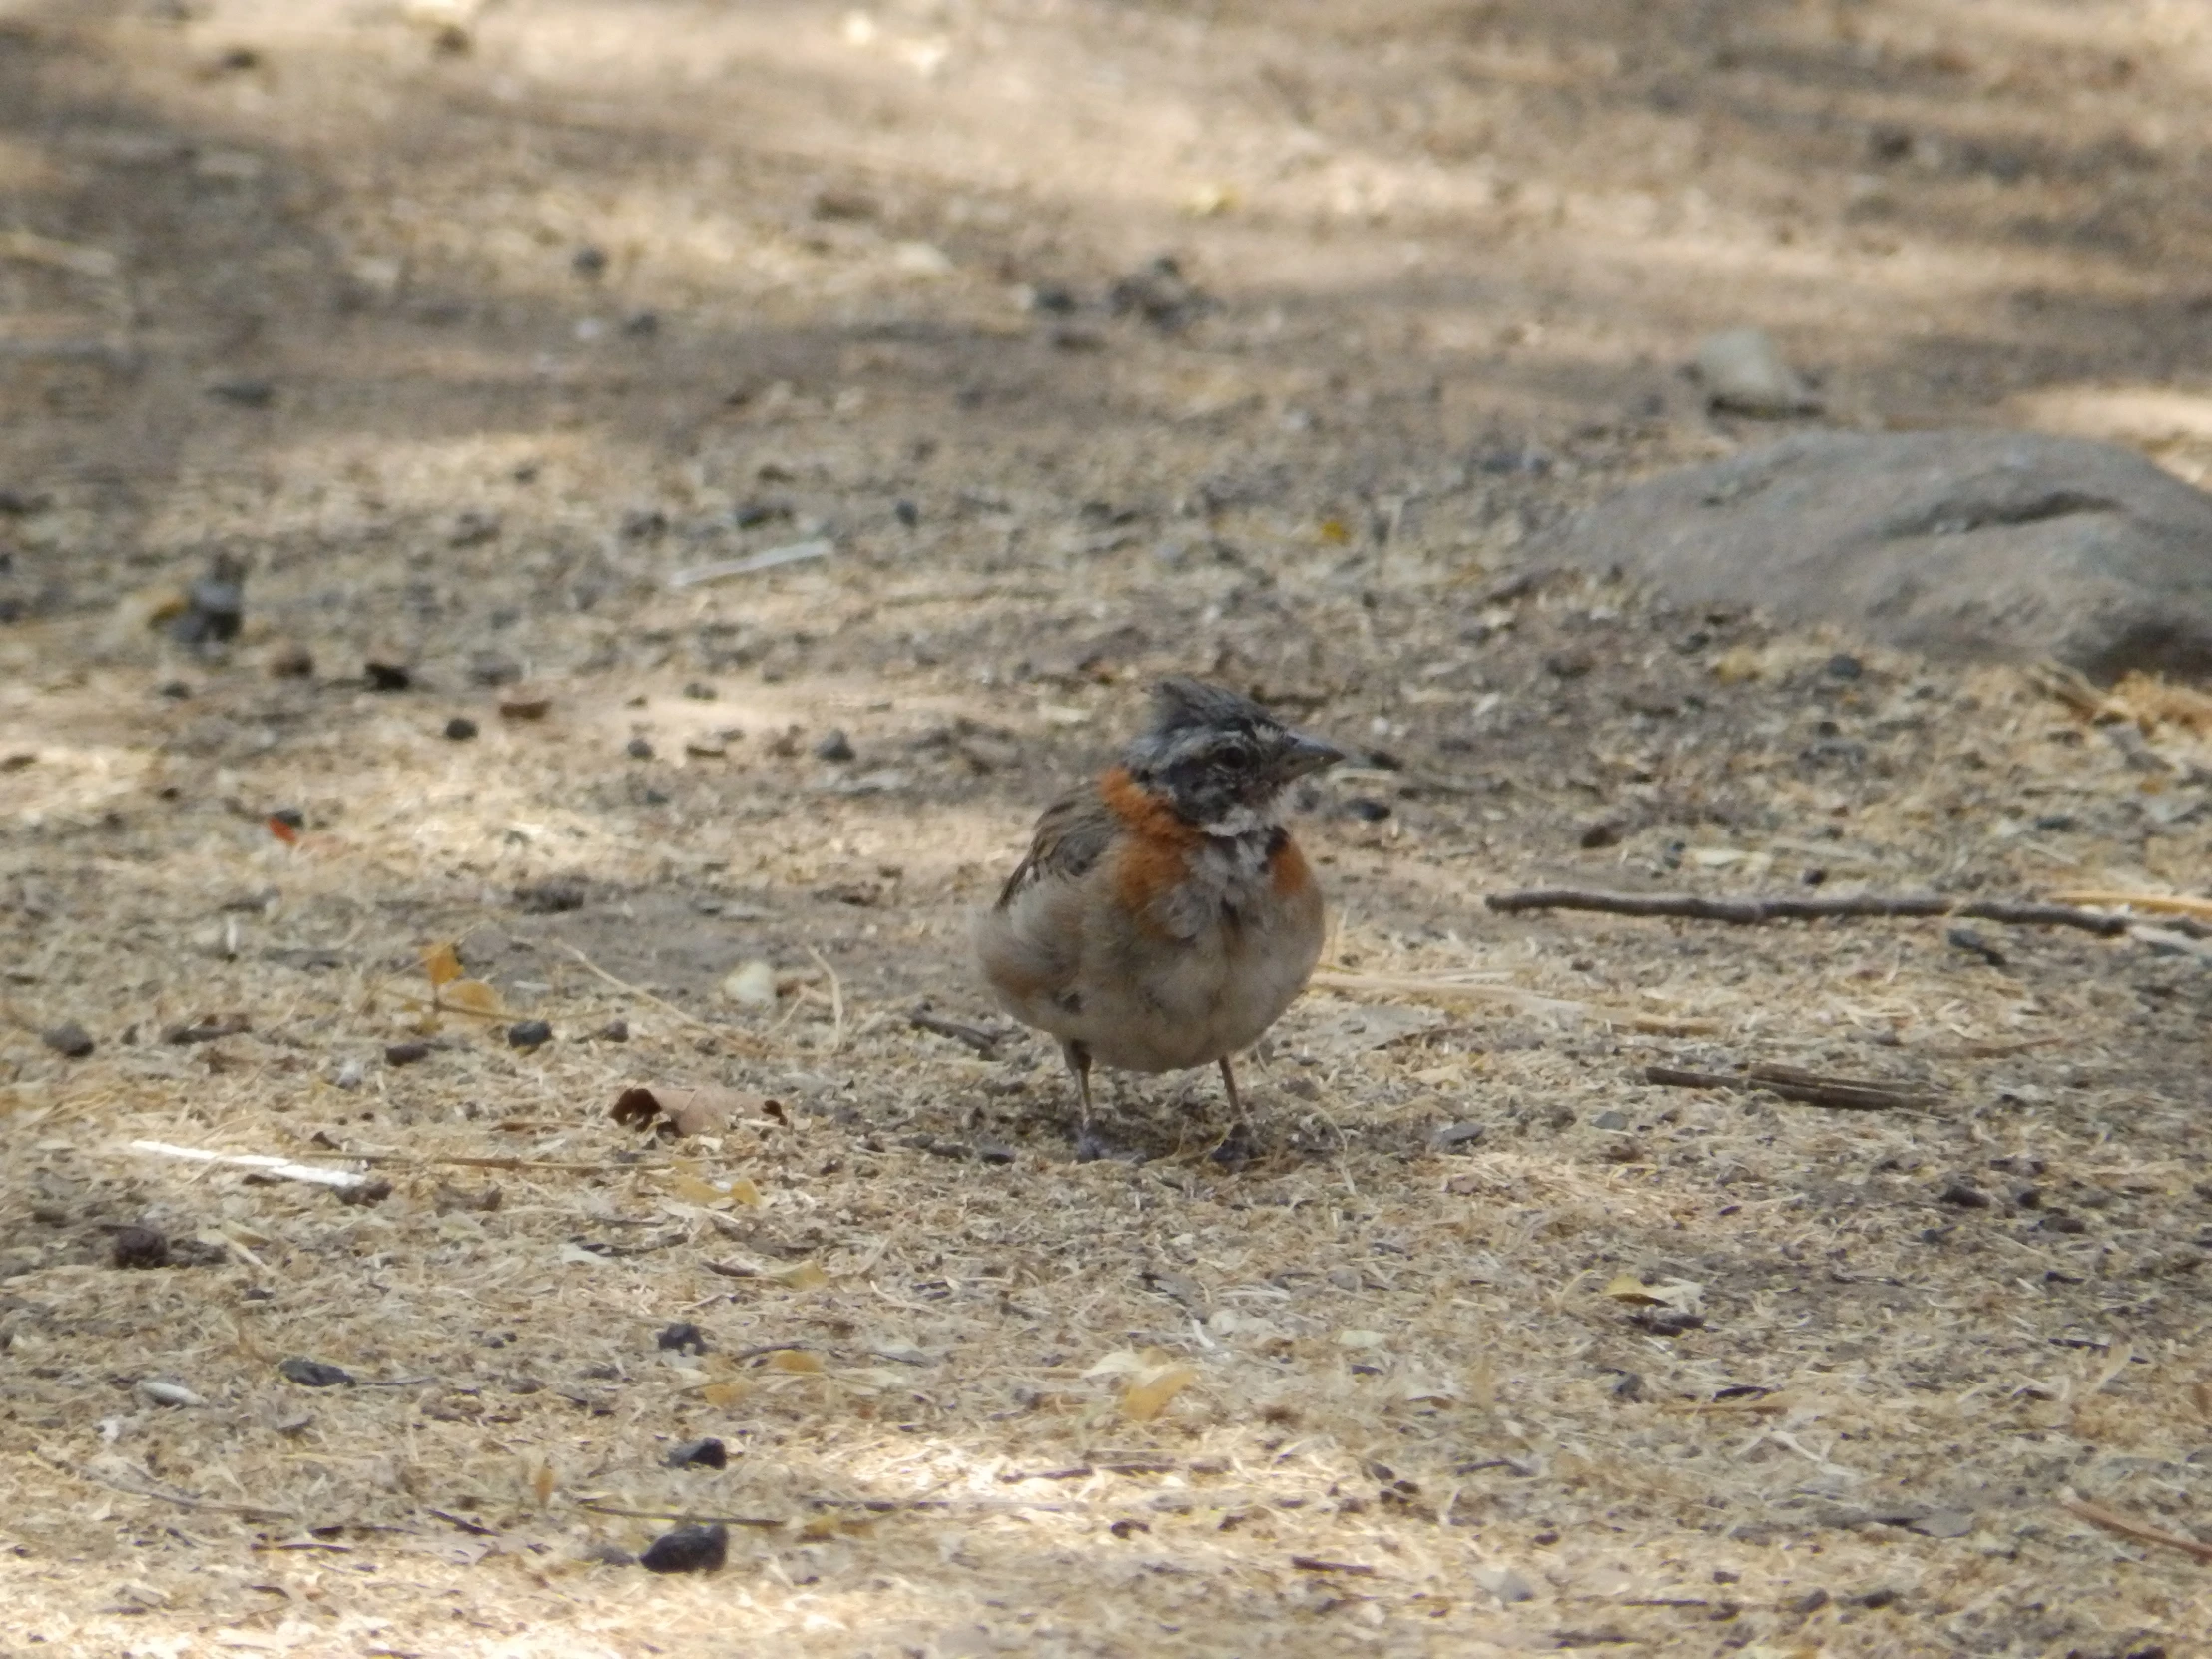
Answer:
531;1461;555;1506
700;1381;749;1408
768;1349;824;1374
1121;1363;1197;1422
421;942;463;987
728;1175;764;1208
439;978;503;1016
1317;517;1351;544
610;1083;755;1137
1604;1275;1703;1312
772;1260;828;1291
669;1173;725;1205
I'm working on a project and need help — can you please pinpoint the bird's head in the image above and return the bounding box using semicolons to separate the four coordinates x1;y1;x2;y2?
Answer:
1122;677;1344;834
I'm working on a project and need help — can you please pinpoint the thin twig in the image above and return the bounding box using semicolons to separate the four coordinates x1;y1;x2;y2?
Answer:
908;1010;1004;1057
1645;1063;1936;1112
69;1465;299;1523
573;1499;784;1529
289;1152;665;1173
128;1140;375;1191
806;944;844;1053
1486;887;2128;937
546;939;766;1049
2051;889;2212;923
2059;1493;2212;1565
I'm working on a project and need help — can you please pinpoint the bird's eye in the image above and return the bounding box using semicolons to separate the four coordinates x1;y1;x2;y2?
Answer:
1212;738;1253;769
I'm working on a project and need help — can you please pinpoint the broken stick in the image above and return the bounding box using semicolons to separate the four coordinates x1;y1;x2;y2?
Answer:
1486;888;2126;937
1645;1064;1936;1112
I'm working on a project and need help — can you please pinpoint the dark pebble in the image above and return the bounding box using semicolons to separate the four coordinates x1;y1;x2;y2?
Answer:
1428;1122;1486;1152
1825;653;1864;680
1938;1179;1992;1208
2040;1211;2088;1234
656;1322;708;1355
1802;867;1829;886
207;378;276;407
666;1436;729;1469
1946;927;2006;967
640;1522;727;1574
626;736;655;760
1610;1371;1646;1401
682;681;717;701
1579;820;1623;849
269;807;306;830
515;877;587;913
733;501;791;529
364;661;411;692
1630;1308;1705;1337
623;310;659;336
1859;1587;1901;1609
279;1358;357;1387
571;245;608;278
596;1018;630;1042
1792;1588;1830;1614
508;1019;553;1049
384;1041;431;1066
335;1178;394;1207
42;1020;95;1058
112;1226;171;1270
1345;798;1391;822
1592;1109;1631;1130
894;498;920;527
158;680;194;699
812;729;855;763
444;717;479;741
975;1140;1017;1165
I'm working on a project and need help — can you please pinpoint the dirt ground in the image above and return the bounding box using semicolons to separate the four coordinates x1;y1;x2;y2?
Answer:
6;1;2212;1654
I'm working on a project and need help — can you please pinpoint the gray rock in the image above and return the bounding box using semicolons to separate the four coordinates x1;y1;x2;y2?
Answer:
1693;327;1821;416
1540;430;2212;681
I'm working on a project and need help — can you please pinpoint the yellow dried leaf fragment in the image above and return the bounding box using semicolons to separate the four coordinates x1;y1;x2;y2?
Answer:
1121;1363;1197;1423
772;1260;827;1291
768;1348;824;1374
440;978;502;1016
421;942;463;987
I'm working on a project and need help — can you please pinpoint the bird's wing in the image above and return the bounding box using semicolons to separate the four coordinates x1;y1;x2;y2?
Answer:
995;782;1116;910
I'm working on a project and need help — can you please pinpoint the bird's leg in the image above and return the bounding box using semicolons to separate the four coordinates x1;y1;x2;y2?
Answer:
1063;1040;1094;1130
1208;1054;1257;1168
1217;1054;1244;1122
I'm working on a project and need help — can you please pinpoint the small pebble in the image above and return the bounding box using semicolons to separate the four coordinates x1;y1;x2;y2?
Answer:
656;1322;707;1355
625;736;655;760
267;641;314;678
1428;1122;1486;1152
813;728;855;763
508;1019;553;1050
112;1226;171;1270
444;717;479;741
666;1437;728;1469
158;680;193;699
894;498;920;527
1792;1588;1830;1615
640;1522;727;1574
42;1020;95;1058
136;1380;207;1408
1579;820;1624;849
336;1177;394;1207
1345;798;1391;822
364;661;411;691
682;681;717;701
278;1358;356;1388
1938;1179;1991;1208
596;1018;630;1043
1825;653;1864;680
384;1041;431;1066
572;245;608;278
1946;926;2006;967
1592;1109;1631;1130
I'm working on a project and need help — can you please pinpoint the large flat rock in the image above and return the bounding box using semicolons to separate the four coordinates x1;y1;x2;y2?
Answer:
1538;430;2212;681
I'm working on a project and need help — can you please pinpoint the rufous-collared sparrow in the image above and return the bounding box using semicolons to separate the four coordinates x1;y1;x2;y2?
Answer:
975;677;1344;1132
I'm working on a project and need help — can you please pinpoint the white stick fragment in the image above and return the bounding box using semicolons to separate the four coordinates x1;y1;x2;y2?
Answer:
667;538;833;589
128;1140;373;1191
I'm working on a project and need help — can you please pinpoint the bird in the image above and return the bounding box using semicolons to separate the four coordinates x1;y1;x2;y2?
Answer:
975;676;1344;1135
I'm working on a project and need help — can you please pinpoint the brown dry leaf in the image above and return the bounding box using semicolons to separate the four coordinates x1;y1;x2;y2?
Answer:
728;1175;764;1208
772;1260;828;1290
1121;1363;1198;1423
700;1381;749;1408
531;1461;555;1506
607;1083;755;1137
768;1348;825;1374
440;978;502;1016
669;1172;725;1205
1604;1274;1666;1305
421;941;463;987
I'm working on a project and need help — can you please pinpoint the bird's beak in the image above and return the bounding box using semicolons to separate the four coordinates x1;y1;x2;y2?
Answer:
1280;732;1346;779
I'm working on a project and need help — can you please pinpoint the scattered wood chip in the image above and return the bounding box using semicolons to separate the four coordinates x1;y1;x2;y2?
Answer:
1488;887;2128;937
611;1083;763;1138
